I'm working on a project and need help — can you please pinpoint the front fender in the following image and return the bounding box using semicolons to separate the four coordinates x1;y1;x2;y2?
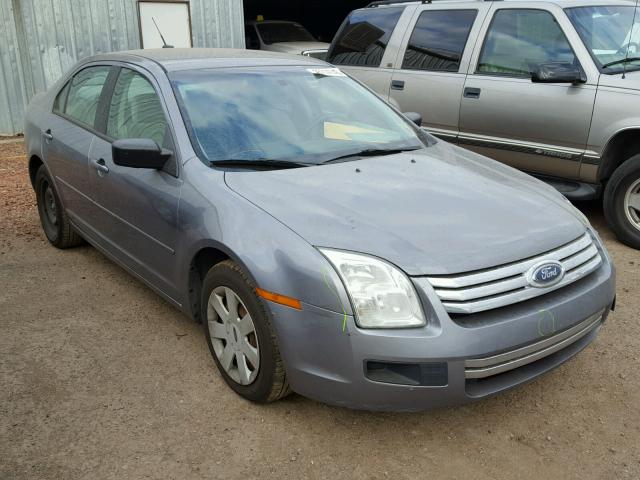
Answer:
176;160;353;318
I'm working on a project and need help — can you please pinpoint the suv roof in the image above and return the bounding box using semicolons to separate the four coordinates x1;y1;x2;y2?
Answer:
366;0;632;8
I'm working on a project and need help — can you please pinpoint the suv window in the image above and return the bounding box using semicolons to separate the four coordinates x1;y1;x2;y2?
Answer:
107;68;168;148
402;9;478;72
478;9;577;76
328;7;404;67
64;66;110;127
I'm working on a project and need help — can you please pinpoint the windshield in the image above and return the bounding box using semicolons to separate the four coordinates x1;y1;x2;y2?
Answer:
256;23;316;45
566;6;640;73
170;66;425;165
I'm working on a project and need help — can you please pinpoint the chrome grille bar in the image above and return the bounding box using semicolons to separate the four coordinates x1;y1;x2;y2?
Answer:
464;310;603;379
422;233;602;314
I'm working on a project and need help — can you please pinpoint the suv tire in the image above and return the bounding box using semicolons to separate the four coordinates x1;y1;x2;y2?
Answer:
604;154;640;249
201;260;291;403
34;165;85;249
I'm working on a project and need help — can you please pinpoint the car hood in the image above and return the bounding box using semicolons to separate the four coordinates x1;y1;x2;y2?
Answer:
265;41;330;54
598;69;640;92
224;142;586;275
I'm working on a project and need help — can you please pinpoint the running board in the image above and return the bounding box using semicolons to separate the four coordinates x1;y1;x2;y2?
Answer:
530;174;601;201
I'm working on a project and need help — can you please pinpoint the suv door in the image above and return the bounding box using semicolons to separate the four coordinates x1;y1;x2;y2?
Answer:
87;66;183;303
459;6;597;179
327;6;413;100
44;65;111;226
389;4;489;140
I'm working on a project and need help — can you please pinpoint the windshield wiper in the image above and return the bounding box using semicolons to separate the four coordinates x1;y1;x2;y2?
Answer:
602;57;640;69
322;147;421;164
210;159;312;170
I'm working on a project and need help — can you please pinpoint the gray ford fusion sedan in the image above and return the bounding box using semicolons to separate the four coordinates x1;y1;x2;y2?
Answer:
24;48;616;411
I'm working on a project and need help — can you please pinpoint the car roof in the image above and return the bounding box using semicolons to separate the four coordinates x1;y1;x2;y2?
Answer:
87;48;327;72
365;0;633;8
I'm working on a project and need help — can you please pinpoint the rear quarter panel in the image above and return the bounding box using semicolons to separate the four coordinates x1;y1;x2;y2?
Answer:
24;92;50;170
587;83;640;162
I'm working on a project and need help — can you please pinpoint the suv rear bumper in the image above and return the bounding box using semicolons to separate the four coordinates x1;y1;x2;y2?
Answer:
268;256;615;411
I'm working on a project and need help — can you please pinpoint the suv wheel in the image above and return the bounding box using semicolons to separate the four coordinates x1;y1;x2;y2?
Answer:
34;165;84;249
604;154;640;249
201;260;291;403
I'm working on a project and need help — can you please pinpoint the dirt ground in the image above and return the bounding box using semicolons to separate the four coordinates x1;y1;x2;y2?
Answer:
1;138;639;480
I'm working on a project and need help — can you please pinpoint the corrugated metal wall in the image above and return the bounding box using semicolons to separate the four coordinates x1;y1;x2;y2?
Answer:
0;0;245;135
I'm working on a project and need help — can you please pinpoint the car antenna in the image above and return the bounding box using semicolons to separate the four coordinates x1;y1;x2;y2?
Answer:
152;17;174;48
623;0;639;79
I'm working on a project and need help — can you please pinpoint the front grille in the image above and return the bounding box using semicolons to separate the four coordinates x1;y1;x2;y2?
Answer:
464;310;603;379
422;232;602;314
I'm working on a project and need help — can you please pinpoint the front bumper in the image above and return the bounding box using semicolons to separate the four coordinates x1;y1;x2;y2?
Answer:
267;255;615;412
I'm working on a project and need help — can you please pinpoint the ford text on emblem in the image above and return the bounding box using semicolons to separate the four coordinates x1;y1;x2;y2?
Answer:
527;261;565;288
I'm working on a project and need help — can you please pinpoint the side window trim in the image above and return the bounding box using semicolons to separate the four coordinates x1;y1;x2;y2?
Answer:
474;7;583;79
95;66;122;134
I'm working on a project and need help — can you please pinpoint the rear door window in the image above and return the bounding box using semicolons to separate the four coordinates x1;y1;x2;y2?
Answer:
63;66;111;128
477;9;577;76
328;7;404;67
402;9;478;72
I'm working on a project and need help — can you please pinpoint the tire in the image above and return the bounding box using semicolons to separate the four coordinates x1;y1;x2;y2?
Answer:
604;154;640;249
201;260;290;403
34;165;84;249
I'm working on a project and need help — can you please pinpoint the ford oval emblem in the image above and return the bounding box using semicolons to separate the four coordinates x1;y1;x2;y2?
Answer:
527;261;565;288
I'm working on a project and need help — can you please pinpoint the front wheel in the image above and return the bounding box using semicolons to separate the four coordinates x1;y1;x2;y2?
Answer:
201;260;290;403
604;154;640;249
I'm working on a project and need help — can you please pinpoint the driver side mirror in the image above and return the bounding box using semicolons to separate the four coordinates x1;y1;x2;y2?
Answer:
404;112;422;127
531;63;586;84
112;138;172;169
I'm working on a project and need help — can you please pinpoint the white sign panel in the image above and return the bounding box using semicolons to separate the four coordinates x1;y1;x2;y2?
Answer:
139;2;192;49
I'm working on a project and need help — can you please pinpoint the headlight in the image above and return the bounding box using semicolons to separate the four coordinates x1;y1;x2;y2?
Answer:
319;248;425;329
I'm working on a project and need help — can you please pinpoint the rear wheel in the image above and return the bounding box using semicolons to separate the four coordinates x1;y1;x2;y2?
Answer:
34;166;84;249
604;154;640;249
201;260;290;403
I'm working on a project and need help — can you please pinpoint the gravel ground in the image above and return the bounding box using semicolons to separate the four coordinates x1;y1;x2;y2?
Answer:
1;139;639;480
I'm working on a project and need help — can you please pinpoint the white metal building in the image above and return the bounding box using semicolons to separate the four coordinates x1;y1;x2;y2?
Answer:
0;0;244;135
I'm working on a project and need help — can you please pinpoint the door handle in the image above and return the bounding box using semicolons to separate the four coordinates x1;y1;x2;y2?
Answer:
463;87;481;99
391;80;405;91
43;129;53;141
92;158;109;175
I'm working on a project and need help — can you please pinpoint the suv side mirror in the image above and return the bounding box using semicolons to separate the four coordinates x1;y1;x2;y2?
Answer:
404;111;422;127
531;63;586;84
112;138;171;169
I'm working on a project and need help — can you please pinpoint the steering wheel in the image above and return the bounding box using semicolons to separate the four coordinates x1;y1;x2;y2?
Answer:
617;42;640;56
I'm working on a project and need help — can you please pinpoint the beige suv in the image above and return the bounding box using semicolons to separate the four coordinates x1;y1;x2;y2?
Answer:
328;0;640;249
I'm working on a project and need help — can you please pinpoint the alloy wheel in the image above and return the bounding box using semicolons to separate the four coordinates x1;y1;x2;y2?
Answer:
624;178;640;232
